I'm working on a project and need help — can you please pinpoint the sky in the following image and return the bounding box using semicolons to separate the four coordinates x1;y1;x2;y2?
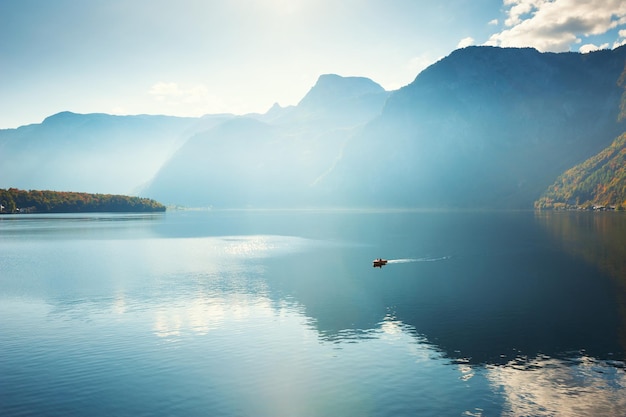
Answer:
1;0;626;129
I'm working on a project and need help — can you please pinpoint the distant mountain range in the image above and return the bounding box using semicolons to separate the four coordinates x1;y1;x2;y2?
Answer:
0;112;204;195
2;45;626;209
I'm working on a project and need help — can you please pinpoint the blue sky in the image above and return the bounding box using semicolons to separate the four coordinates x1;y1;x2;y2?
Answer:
1;0;626;128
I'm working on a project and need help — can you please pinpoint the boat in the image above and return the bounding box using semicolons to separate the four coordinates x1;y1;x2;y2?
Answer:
372;258;388;268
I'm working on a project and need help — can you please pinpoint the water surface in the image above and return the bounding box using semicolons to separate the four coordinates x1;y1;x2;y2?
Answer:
1;210;625;416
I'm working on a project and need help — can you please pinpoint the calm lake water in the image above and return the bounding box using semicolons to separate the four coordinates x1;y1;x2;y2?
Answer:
1;210;625;416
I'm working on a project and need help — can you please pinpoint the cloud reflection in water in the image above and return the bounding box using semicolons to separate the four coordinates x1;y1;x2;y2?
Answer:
487;355;626;416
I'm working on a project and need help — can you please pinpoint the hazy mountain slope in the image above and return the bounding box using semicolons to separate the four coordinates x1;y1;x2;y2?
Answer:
290;74;389;125
316;46;626;208
0;112;226;194
143;118;291;207
143;75;389;207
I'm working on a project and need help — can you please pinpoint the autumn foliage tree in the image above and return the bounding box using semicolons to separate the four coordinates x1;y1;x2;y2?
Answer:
0;189;165;214
535;133;626;209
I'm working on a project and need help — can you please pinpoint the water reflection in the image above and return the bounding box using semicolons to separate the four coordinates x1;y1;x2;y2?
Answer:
11;289;626;416
535;211;626;284
262;228;624;364
536;210;626;354
151;293;279;338
488;354;626;416
3;211;626;416
0;212;164;240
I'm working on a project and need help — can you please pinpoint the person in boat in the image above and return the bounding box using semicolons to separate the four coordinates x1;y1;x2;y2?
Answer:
373;258;388;268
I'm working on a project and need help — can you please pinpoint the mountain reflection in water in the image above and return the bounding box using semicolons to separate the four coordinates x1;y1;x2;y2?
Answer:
260;211;624;365
536;210;626;354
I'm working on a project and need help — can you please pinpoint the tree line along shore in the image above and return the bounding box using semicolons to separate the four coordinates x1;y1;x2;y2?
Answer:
0;188;165;214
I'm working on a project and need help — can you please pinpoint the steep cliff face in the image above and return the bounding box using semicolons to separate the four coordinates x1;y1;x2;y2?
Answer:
316;46;626;208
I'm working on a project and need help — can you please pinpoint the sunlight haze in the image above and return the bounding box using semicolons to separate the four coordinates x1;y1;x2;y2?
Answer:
1;0;625;128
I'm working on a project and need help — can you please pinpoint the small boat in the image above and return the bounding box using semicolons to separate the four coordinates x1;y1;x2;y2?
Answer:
373;258;388;268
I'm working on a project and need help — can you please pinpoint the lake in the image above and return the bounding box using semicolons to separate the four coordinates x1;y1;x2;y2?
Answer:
1;209;625;416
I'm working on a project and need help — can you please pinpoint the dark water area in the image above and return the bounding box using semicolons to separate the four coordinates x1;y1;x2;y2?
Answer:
1;210;625;416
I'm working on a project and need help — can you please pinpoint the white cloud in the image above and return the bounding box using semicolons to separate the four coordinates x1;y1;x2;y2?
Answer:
489;18;499;25
486;0;626;52
148;82;212;103
614;29;626;48
110;106;129;115
579;42;609;53
399;53;442;85
148;81;232;116
457;37;475;48
503;0;540;27
615;38;626;48
149;82;185;100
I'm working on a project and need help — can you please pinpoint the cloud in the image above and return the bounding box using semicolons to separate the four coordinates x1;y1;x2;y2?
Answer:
110;106;129;115
149;82;183;99
149;82;209;103
579;42;609;53
401;53;443;83
457;37;475;48
615;29;626;48
489;19;499;25
486;0;626;52
148;81;230;116
503;0;538;27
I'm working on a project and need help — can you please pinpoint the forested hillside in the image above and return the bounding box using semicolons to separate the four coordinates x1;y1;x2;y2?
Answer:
535;132;626;209
0;188;165;213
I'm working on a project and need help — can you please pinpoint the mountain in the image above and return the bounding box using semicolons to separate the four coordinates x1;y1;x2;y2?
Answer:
0;112;229;195
314;46;626;208
535;66;626;209
290;74;389;125
143;74;390;207
252;74;390;128
145;46;626;209
5;46;626;209
143;117;289;207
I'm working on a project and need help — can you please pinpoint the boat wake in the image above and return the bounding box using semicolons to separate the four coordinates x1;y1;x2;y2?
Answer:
387;256;451;264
